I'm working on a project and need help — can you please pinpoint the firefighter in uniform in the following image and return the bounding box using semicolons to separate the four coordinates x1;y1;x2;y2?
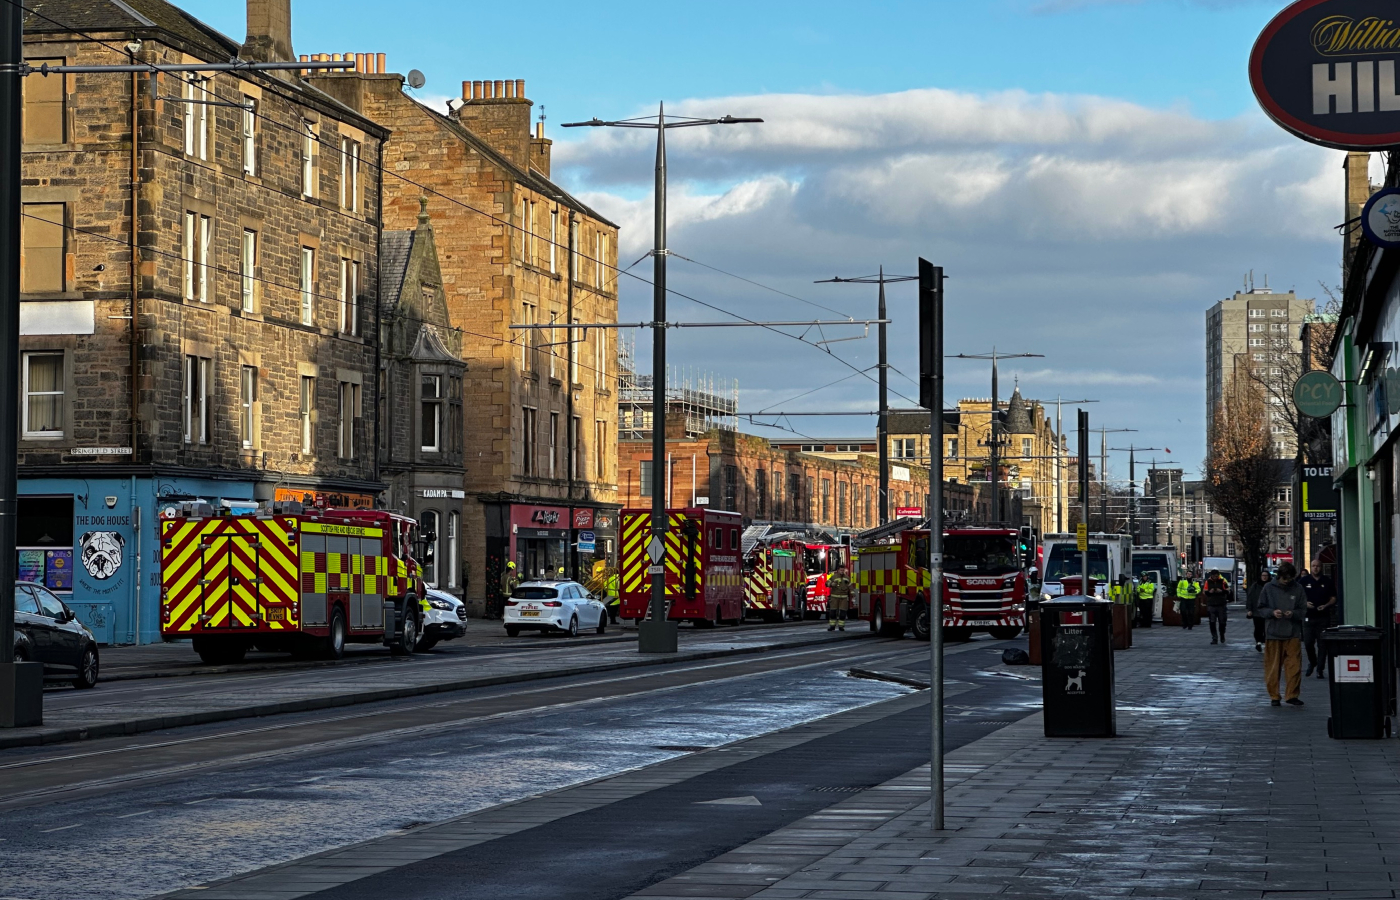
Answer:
826;564;852;631
1175;573;1200;630
494;561;520;619
1135;574;1156;628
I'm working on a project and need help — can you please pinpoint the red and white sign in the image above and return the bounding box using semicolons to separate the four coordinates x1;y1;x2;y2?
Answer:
573;508;594;530
1337;656;1374;683
895;507;923;518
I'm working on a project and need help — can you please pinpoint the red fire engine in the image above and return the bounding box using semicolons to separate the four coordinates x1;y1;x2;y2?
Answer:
799;542;849;616
619;508;744;626
854;523;1027;640
743;540;803;622
160;505;427;663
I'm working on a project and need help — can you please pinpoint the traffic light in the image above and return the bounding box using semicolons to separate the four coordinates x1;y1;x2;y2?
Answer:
1018;525;1034;568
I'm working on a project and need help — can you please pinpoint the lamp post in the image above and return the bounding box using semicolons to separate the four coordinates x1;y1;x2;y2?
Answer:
950;351;1043;524
563;106;760;653
1052;397;1097;533
1109;445;1161;543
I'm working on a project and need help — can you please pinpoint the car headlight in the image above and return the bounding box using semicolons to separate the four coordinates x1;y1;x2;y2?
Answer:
428;599;455;611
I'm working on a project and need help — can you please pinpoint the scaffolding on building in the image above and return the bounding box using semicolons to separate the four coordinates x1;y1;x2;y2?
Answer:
618;333;739;440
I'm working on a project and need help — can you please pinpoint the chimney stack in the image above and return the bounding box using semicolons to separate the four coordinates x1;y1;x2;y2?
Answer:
455;78;535;170
243;0;294;65
1344;152;1373;274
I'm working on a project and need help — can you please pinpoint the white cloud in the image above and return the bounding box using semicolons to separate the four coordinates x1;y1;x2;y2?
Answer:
551;86;1344;467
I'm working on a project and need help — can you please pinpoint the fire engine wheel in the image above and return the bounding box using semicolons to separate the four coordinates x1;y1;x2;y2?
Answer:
913;606;931;642
324;608;347;660
872;607;884;634
392;609;418;657
988;626;1023;640
193;637;247;665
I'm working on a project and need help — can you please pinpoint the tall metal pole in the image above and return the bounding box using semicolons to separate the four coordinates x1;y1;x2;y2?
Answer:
0;0;17;669
878;269;889;524
1128;448;1136;543
643;104;676;653
920;259;945;831
1079;411;1090;591
1055;399;1063;534
0;1;41;728
989;352;999;523
566;208;576;576
1100;430;1108;531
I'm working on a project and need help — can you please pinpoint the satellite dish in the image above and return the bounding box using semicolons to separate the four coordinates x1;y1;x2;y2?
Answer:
407;69;426;90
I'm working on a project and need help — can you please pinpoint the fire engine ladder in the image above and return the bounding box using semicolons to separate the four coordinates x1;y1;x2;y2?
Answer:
741;525;773;558
852;517;922;549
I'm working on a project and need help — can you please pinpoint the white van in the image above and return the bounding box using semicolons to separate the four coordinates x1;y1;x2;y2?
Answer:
1039;533;1134;600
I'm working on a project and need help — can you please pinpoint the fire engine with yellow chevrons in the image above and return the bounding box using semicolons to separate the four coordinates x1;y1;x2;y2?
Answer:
160;504;427;664
619;507;744;626
742;538;803;622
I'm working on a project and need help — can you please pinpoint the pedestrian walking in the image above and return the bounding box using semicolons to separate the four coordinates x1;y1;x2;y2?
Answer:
1245;569;1271;652
1175;574;1199;630
826;564;852;631
1259;561;1308;706
1135;574;1156;628
1298;565;1337;679
1203;569;1231;644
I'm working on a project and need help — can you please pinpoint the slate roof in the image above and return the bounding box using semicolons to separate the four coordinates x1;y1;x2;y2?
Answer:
26;0;387;137
887;409;959;435
1004;388;1035;434
380;230;415;308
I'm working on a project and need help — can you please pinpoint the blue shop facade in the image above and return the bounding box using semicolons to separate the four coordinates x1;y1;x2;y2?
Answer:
19;474;257;645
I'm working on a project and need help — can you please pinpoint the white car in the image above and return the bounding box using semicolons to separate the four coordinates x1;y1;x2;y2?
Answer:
504;581;608;637
418;588;467;651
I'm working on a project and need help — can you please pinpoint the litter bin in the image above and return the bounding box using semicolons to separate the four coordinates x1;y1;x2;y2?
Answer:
1321;626;1392;739
1039;598;1116;737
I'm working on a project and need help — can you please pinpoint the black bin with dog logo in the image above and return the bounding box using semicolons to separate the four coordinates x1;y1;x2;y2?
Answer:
1039;598;1116;738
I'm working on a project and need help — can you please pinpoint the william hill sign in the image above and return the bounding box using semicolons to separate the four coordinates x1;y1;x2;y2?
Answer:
1251;1;1400;149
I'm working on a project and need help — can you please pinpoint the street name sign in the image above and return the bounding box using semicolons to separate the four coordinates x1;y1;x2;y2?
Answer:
1294;370;1344;418
1250;1;1400;149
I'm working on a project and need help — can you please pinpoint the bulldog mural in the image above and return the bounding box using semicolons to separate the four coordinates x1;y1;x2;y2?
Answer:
79;531;125;580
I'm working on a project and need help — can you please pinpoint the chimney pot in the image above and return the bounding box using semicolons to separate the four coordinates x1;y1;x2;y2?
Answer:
494;80;504;98
473;80;482;99
462;80;470;100
516;79;525;98
504;80;514;99
376;53;386;74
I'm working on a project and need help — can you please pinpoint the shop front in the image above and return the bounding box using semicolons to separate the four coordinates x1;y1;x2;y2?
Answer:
18;475;256;645
510;504;570;581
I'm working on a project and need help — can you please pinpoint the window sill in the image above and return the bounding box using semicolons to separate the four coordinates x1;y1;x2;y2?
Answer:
548;377;563;389
20;291;84;302
233;309;263;322
21;435;65;444
595;388;612;398
335;332;365;344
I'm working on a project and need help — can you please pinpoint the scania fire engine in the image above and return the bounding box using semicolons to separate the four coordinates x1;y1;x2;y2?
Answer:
160;505;427;664
619;507;744;626
799;541;849;617
853;522;1028;641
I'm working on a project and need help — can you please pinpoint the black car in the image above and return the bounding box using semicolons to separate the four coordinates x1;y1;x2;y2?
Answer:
13;581;99;688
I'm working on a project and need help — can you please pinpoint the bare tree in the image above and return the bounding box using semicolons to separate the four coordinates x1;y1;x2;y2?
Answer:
1204;379;1276;586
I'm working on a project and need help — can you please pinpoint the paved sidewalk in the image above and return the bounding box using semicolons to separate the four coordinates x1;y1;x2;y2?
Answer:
2;623;861;750
630;616;1400;899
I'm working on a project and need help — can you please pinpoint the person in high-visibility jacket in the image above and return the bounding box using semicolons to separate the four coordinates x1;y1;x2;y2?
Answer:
604;572;620;624
1175;574;1200;630
1135;575;1157;629
826;565;852;631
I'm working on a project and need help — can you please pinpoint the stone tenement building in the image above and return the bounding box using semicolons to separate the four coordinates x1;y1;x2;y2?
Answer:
887;389;1067;537
618;422;986;535
19;0;388;643
307;63;621;608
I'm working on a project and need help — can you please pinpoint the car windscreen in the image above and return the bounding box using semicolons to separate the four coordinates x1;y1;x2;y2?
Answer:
1043;544;1110;583
512;587;559;600
1132;554;1171;579
943;535;1020;575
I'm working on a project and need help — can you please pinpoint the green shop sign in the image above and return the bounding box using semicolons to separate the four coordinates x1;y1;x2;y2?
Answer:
1293;370;1344;418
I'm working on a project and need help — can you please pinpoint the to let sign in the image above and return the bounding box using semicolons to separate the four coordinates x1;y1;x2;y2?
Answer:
1250;1;1400;149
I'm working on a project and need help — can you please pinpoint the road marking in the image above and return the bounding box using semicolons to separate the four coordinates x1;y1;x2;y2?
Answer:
115;809;153;819
185;798;214;804
39;823;82;833
696;795;762;806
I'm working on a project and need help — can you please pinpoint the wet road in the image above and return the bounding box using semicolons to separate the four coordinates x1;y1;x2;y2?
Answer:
0;634;1040;899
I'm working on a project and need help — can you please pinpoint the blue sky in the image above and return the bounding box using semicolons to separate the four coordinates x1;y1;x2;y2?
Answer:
189;0;1334;487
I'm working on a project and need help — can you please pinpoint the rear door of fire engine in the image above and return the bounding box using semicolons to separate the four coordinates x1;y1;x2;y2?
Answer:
202;528;263;629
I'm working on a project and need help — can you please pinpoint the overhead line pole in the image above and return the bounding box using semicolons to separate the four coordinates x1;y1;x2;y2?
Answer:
1053;398;1097;533
918;259;945;831
816;270;916;525
564;106;760;655
950;351;1043;524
